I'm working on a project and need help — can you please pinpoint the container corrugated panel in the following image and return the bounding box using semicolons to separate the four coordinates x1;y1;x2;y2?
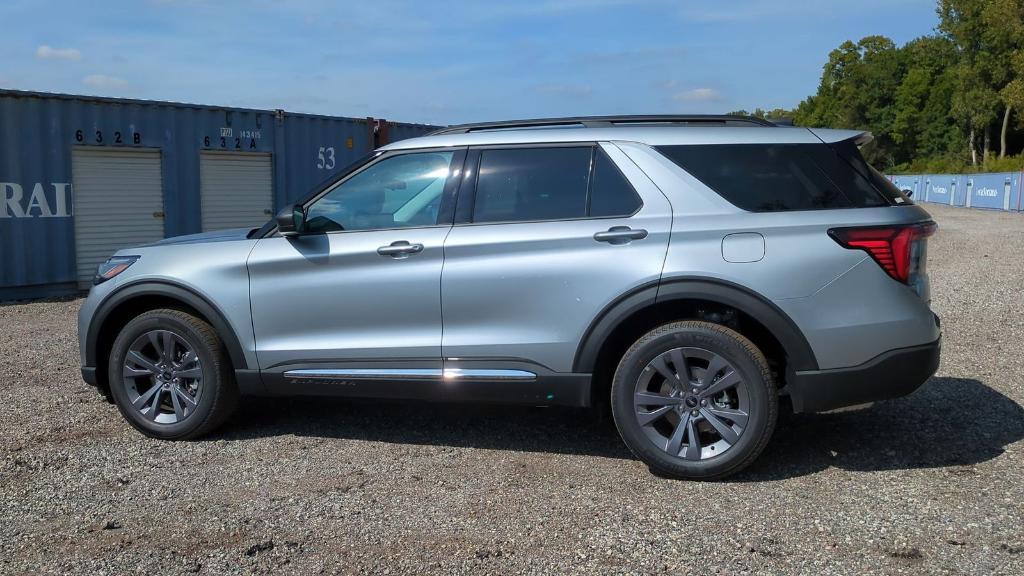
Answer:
276;113;374;206
921;174;961;206
385;120;436;146
1;93;78;291
890;174;923;199
964;172;1017;210
0;89;439;297
1014;171;1024;211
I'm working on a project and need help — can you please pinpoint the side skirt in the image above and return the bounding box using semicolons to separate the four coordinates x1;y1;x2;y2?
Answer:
238;361;592;408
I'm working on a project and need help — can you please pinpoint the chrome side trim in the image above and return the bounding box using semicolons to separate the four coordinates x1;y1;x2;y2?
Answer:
284;368;441;380
282;368;538;382
442;368;536;381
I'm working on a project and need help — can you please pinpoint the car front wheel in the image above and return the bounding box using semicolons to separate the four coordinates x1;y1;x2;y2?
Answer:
108;308;238;439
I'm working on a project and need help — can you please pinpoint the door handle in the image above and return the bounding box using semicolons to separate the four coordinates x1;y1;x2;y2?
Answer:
377;241;424;258
593;226;648;245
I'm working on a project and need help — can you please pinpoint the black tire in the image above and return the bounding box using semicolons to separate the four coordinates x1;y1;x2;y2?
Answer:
610;321;777;480
108;308;238;439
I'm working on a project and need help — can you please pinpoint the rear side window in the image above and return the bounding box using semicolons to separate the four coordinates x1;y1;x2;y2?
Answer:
657;144;891;212
474;147;591;223
472;146;641;223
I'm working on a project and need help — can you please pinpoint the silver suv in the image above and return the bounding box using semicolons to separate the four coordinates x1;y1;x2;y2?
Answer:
78;115;941;479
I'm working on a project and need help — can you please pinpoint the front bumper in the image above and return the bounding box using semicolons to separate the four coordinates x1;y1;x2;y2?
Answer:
786;336;941;413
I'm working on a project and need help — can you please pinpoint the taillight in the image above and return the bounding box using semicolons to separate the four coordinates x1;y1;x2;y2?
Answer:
828;222;937;284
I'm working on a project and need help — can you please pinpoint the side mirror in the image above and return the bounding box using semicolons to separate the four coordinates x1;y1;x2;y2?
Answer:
276;204;306;237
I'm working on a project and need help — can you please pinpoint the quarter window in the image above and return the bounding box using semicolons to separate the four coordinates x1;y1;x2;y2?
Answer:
590;148;642;217
656;144;890;212
304;151;455;233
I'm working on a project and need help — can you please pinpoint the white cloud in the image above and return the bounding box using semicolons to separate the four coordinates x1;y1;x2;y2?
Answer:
673;88;721;102
82;74;128;88
36;45;82;61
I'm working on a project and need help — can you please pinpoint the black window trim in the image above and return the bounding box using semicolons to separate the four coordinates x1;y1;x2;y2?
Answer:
453;141;643;227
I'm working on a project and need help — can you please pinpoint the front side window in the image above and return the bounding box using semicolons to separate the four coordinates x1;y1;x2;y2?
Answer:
305;151;455;233
471;146;641;223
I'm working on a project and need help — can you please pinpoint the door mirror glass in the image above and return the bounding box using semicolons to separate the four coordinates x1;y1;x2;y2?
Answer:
276;204;306;237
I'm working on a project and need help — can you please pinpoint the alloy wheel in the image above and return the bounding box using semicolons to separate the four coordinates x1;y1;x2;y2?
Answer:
122;329;203;424
633;347;749;460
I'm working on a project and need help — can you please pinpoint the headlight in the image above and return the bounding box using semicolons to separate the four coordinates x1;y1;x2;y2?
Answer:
94;256;139;284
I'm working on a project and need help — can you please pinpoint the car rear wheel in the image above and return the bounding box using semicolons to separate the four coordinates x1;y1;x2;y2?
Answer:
611;321;777;480
108;308;238;439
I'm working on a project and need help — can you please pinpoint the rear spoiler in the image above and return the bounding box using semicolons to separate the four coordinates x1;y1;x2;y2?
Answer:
808;128;873;147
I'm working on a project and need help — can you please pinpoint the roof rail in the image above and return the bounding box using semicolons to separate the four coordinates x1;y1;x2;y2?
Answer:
427;114;776;135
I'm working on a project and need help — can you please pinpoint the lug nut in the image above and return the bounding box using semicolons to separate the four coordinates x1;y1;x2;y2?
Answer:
691;410;699;416
701;399;707;406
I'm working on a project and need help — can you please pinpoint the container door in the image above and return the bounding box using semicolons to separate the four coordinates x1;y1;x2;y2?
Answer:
200;151;273;231
71;147;164;287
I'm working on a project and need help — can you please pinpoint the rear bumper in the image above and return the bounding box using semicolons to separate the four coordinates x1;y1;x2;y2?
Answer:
786;336;941;413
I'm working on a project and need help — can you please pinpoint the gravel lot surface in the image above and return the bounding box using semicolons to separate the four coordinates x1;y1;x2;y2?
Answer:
2;204;1023;575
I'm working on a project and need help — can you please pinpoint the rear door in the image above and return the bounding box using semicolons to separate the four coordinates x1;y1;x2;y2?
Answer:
440;142;673;374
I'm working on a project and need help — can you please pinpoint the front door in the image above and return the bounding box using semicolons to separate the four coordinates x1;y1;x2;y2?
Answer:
247;148;465;378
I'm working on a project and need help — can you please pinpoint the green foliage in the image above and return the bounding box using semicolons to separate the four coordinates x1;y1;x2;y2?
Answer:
894;153;1024;174
754;0;1024;171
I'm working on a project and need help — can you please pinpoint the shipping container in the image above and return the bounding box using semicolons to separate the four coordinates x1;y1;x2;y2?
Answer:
0;89;438;299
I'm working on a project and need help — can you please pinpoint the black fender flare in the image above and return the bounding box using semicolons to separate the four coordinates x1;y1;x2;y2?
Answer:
572;277;818;374
85;280;250;371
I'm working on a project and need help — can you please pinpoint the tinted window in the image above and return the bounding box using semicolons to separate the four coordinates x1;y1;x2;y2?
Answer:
657;144;891;212
831;140;913;205
305;151;454;232
473;147;591;223
590;148;642;217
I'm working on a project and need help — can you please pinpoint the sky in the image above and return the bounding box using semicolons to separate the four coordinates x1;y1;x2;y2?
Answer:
1;0;940;126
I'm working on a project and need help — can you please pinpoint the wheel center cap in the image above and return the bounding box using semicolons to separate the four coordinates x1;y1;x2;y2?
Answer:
685;396;698;408
162;371;173;380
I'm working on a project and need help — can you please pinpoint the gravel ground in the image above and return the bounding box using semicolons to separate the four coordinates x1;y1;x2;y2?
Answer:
2;203;1023;575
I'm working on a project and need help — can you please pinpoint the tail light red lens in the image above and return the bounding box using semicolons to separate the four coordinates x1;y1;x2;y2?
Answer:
828;222;937;283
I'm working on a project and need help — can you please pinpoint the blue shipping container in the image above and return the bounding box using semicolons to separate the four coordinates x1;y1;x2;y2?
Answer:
0;89;437;299
964;172;1018;210
921;174;964;206
890;174;923;199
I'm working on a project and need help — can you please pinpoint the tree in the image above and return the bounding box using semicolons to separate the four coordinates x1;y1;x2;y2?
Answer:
938;0;1023;163
740;0;1024;172
980;0;1024;157
892;37;960;160
793;36;906;167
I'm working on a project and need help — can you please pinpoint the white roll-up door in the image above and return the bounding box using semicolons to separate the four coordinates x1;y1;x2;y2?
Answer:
71;147;164;287
200;152;273;232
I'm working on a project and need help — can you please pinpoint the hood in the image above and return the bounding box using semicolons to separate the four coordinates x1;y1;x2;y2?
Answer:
143;227;255;247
